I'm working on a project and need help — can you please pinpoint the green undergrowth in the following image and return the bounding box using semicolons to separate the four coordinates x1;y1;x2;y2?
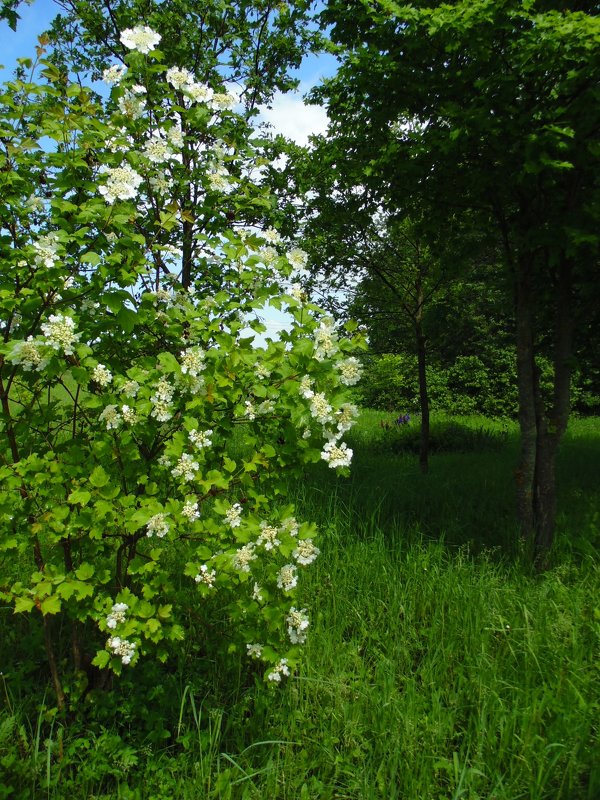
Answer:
1;413;599;799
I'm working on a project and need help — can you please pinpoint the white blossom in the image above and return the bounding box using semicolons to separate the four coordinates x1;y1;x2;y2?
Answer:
121;379;140;398
117;89;147;119
252;583;263;602
189;429;212;449
286;607;310;644
299;375;314;399
99;404;122;430
171;453;199;482
338;357;363;386
280;517;299;537
321;441;353;469
41;314;79;355
120;25;161;54
106;602;128;630
309;393;333;425
166;66;193;90
107;635;136;665
142;129;176;164
194;564;216;588
146;512;170;538
293;539;320;566
267;658;290;682
257;521;280;551
246;643;263;659
182;500;200;521
32;231;61;268
180;347;206;377
225;503;242;528
150;378;174;422
277;564;298;591
98;164;144;203
314;317;338;361
92;364;113;387
103;64;127;85
121;405;138;424
233;542;257;573
286;247;308;272
185;81;213;104
9;337;49;371
262;227;281;244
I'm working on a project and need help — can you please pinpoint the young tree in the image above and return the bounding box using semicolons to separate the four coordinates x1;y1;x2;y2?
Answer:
0;32;363;710
314;0;600;562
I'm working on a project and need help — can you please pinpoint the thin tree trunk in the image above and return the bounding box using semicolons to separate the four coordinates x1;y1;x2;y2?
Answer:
416;324;429;474
532;256;573;565
514;255;538;545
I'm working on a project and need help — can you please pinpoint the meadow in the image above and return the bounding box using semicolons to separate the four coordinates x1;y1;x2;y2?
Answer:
1;411;599;799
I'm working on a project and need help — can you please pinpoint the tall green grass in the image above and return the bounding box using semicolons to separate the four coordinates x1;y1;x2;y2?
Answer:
1;413;599;799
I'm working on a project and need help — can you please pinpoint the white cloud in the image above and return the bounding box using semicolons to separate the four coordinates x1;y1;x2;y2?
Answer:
258;92;328;146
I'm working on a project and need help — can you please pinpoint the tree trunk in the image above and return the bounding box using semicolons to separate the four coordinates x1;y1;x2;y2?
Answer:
514;255;538;544
514;253;573;565
416;324;429;474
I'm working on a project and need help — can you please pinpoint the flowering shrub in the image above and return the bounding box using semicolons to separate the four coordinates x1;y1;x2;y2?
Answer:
0;32;364;708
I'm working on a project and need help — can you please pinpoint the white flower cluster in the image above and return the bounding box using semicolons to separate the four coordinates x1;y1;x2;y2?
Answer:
142;129;177;164
9;337;49;371
180;347;206;377
309;393;333;425
165;64;236;111
314;317;338;361
33;231;61;269
171;453;199;482
182;500;200;520
151;378;174;422
293;538;320;566
257;521;280;551
233;542;257;573
207;164;235;194
122;404;138;424
280;517;299;537
320;440;353;469
267;658;290;683
99;404;121;430
120;25;161;54
189;428;212;449
338;356;363;386
121;380;139;397
106;602;128;630
146;512;170;538
103;64;127;85
277;563;298;591
286;607;309;644
41;314;79;355
118;86;147;119
92;364;113;387
286;247;308;273
107;635;136;665
225;503;242;528
194;564;216;588
246;643;263;659
98;164;144;204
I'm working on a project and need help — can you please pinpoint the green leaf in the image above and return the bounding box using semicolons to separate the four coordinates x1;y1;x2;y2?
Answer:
80;252;102;265
75;562;94;580
92;650;111;669
89;466;109;488
14;596;35;613
40;595;61;615
68;489;92;506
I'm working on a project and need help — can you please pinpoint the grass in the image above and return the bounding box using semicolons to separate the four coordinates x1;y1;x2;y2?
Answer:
1;412;599;799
